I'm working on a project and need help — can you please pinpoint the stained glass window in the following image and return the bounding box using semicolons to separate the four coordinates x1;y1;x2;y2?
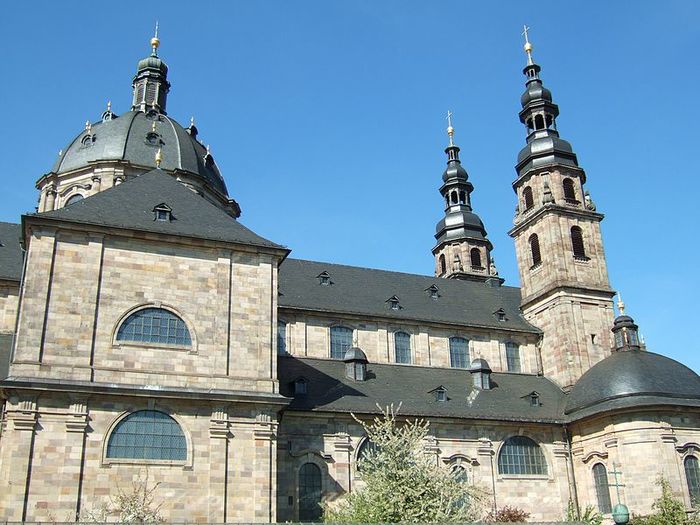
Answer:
106;410;186;461
117;308;191;346
497;436;547;475
449;337;469;369
330;326;352;360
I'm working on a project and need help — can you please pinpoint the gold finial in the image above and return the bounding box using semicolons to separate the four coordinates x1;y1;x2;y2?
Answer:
617;294;625;316
155;147;163;168
150;21;160;54
446;110;455;146
151;120;157;132
522;24;534;66
58;149;63;156
85;120;91;132
190;116;195;127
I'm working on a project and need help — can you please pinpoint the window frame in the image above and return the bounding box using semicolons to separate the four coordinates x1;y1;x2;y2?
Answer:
593;462;612;514
394;331;411;364
685;455;700;506
102;409;192;468
505;342;522;373
497;435;549;478
571;226;588;260
329;325;353;360
113;304;196;353
449;336;469;369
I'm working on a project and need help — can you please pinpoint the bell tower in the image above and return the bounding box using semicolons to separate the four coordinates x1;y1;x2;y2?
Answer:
508;28;615;389
433;114;502;283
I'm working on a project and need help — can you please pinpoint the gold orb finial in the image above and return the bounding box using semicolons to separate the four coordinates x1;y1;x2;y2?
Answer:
522;24;534;66
446;110;455;146
155;147;163;168
150;21;160;54
617;294;626;316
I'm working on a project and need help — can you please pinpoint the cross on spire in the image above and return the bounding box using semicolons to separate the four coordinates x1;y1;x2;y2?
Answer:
522;24;534;66
446;110;455;146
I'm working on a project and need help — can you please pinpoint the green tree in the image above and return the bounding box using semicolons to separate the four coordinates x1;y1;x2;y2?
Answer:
324;404;483;523
632;478;698;525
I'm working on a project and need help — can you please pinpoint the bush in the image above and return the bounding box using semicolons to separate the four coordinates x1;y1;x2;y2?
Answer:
631;478;699;525
564;500;603;525
485;505;530;522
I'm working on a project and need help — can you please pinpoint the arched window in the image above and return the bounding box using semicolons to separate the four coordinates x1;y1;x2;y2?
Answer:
571;226;587;259
394;331;411;364
470;248;482;269
449;337;469;369
498;436;547;475
529;234;542;267
298;463;322;522
563;178;576;202
439;254;447;275
451;191;458;204
451;464;469;508
330;326;353;359
685;456;700;505
117;307;191;346
106;410;186;461
505;342;521;372
278;321;287;355
459;191;466;204
593;463;612;513
523;186;534;210
534;114;545;130
65;194;84;206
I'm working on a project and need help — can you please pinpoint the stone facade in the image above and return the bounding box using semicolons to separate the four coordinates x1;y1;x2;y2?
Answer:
0;280;19;334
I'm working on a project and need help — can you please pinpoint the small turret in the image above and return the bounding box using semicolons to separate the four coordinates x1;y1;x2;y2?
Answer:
131;23;171;114
612;296;641;352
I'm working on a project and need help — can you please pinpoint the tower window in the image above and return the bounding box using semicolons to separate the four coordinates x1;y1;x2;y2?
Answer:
529;234;542;268
451;191;458;204
571;226;587;260
330;326;353;359
449;337;469;369
545;114;554;128
563;178;577;203
470;248;483;270
534;114;545;130
459;191;466;204
394;331;411;364
439;254;446;276
505;342;521;372
523;186;534;210
593;463;612;514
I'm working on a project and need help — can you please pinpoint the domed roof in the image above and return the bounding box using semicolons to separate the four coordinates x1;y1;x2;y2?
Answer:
52;111;228;196
521;82;552;107
470;358;491;372
136;54;168;74
435;210;487;242
565;350;700;419
516;132;578;175
343;347;368;363
442;158;468;182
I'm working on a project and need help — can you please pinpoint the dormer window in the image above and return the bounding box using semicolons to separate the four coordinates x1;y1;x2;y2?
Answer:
435;387;447;402
153;203;172;222
426;284;439;300
293;378;308;396
317;271;331;286
494;308;507;322
470;358;492;390
530;392;540;406
343;347;368;381
386;295;401;310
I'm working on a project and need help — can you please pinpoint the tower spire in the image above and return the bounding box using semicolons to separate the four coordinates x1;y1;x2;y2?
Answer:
151;21;160;56
432;112;501;284
522;24;534;66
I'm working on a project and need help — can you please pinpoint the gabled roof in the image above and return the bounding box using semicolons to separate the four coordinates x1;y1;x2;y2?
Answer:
278;259;538;333
0;222;23;282
278;356;566;423
31;170;286;251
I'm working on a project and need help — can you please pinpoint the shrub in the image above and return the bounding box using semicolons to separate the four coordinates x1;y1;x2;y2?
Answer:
485;505;530;522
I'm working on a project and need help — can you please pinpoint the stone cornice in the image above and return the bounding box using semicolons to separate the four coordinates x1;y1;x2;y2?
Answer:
520;283;615;311
509;203;605;238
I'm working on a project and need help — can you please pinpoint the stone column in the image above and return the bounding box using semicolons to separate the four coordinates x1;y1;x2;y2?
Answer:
208;406;231;522
61;397;89;520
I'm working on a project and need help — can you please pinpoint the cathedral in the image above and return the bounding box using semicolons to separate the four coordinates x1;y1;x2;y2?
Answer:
0;30;699;524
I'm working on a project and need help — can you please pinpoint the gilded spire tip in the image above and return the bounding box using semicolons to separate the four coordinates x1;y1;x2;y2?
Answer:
155;147;163;168
190;116;195;127
150;21;160;55
522;24;534;66
446;110;455;147
617;294;626;316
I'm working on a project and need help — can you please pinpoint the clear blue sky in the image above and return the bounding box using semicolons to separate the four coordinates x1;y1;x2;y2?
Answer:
1;2;698;371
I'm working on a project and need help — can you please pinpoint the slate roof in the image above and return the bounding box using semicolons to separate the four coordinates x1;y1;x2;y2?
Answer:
278;259;538;333
565;350;700;420
52;111;228;196
278;356;566;423
0;222;23;282
0;333;12;380
31;170;286;251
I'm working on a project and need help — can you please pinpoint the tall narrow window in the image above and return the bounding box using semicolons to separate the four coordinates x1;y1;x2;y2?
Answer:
529;234;542;267
571;226;587;259
106;410;186;461
470;248;482;269
439;254;447;275
330;326;353;359
449;337;469;369
298;463;322;522
686;456;700;506
497;436;547;475
593;463;612;513
505;342;521;372
563;178;577;203
278;321;287;355
523;186;534;210
394;331;411;364
117;308;191;346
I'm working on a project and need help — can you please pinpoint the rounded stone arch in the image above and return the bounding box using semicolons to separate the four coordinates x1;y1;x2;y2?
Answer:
442;453;479;482
295;453;329;522
101;408;194;468
495;433;550;477
63;192;85;207
112;302;198;351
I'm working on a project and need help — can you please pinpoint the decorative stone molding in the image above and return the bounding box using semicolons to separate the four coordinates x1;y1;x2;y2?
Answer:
676;442;700;455
477;438;494;457
66;397;89;433
289;448;334;462
552;440;569;458
442;453;479;467
333;433;352;453
581;450;609;463
254;412;276;440
423;435;440;455
209;406;231;439
7;396;38;431
604;437;618;449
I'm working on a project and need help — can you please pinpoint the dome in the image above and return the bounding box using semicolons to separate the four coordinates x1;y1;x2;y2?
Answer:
435;210;487;242
442;159;468;182
520;82;552;107
136;55;168;75
52;111;228;196
470;358;491;372
565;350;700;418
343;347;368;363
516;132;578;174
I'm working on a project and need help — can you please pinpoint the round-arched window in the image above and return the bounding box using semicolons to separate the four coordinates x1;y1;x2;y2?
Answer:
106;410;186;461
299;463;322;521
498;436;547;475
117;307;191;346
685;456;700;505
65;194;84;206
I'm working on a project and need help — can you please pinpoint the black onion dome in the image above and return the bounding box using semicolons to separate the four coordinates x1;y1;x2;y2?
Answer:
435;210;487;242
521;82;552;107
565;350;700;419
52;111;228;196
136;54;168;75
516;133;578;174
